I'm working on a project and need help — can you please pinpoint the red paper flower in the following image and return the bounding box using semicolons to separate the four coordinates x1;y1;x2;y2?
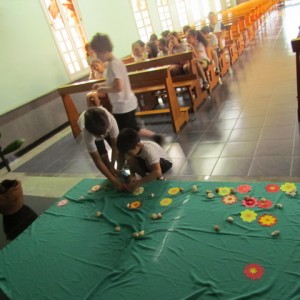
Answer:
244;263;264;280
265;184;280;193
242;197;257;208
258;214;277;227
236;184;252;194
257;199;273;209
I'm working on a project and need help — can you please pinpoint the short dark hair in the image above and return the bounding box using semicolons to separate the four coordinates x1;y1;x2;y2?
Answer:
90;33;113;53
150;33;158;42
117;128;140;154
201;26;210;35
161;30;170;38
183;25;191;34
84;108;109;136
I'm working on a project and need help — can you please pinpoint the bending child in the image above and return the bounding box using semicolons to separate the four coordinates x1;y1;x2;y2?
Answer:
117;128;172;192
78;107;123;191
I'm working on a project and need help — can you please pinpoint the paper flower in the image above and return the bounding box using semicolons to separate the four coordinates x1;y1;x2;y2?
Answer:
127;200;142;209
222;195;238;205
57;199;68;207
240;209;257;222
133;187;144;195
91;184;101;192
258;214;277;227
216;187;231;196
280;182;297;193
265;184;280;193
168;187;180;195
236;184;252;194
257;198;273;209
242;197;258;208
244;263;264;280
160;198;173;206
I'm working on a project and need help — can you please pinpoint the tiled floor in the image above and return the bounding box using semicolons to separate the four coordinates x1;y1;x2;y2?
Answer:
1;2;300;248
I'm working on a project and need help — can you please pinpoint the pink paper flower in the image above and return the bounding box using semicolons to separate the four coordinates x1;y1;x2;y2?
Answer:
242;197;258;208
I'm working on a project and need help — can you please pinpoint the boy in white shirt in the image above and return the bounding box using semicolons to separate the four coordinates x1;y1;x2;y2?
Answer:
78;107;123;191
117;128;172;192
90;33;164;145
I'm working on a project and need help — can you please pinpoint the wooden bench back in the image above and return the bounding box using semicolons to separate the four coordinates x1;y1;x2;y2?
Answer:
126;51;194;73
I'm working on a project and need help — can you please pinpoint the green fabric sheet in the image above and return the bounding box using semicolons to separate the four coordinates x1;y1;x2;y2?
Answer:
0;179;300;300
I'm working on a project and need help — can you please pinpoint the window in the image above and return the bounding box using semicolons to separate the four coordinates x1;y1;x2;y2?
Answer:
40;0;89;79
226;0;232;8
175;0;189;27
157;0;173;31
131;0;153;42
214;0;222;12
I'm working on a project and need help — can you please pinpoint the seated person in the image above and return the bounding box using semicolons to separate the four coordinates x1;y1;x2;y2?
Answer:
131;41;147;62
117;128;172;192
184;29;210;90
146;41;158;59
168;31;187;76
161;30;170;39
78;107;123;191
89;59;105;80
149;33;159;47
157;38;168;57
208;11;225;32
201;26;221;75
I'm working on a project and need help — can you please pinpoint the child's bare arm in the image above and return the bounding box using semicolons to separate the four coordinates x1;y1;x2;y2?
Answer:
93;78;123;94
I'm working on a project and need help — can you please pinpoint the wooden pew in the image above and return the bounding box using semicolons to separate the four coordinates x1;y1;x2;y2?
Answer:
58;66;189;137
126;51;207;112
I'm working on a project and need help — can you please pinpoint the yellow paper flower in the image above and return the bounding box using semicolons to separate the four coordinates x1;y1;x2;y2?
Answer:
133;187;144;195
160;198;173;206
240;209;257;222
168;187;180;195
217;187;231;196
280;182;297;193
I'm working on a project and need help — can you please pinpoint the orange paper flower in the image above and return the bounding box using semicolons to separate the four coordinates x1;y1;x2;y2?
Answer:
236;184;252;194
258;214;277;227
265;184;280;193
127;200;142;209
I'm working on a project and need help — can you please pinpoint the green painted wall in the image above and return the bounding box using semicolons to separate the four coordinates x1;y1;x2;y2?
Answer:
0;0;69;115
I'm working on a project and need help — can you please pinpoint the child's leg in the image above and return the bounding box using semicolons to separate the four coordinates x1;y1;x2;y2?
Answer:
195;61;209;90
127;156;148;177
160;158;173;174
212;50;220;74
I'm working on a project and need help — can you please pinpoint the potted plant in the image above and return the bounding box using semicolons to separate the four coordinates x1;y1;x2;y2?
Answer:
0;132;25;172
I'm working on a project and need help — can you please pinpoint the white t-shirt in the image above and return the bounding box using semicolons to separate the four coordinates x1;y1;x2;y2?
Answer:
208;33;219;49
137;141;172;167
171;43;186;54
78;106;119;153
105;57;138;114
195;42;210;62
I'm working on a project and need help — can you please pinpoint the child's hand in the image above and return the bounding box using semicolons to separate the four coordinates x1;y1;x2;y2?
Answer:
128;181;139;193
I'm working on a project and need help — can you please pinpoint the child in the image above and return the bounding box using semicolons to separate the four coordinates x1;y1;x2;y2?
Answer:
78;106;123;191
146;41;158;59
208;12;225;33
157;38;168;57
131;41;147;62
185;29;210;90
201;26;221;75
90;33;163;145
167;32;186;76
89;59;105;80
117;128;172;192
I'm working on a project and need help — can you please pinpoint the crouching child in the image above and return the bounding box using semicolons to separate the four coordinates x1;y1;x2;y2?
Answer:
117;128;172;192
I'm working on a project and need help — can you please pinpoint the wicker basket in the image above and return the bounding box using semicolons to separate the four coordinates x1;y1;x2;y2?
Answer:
0;180;24;215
